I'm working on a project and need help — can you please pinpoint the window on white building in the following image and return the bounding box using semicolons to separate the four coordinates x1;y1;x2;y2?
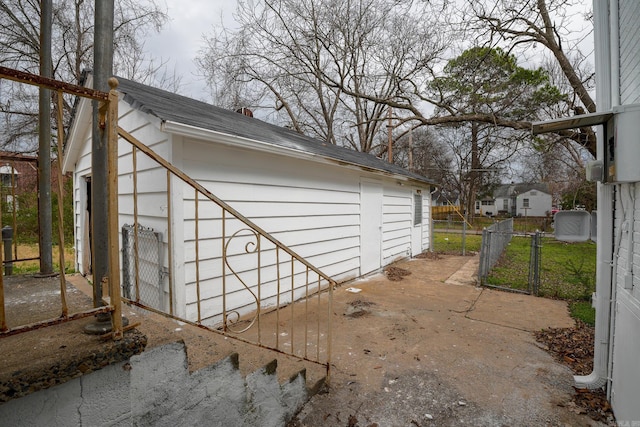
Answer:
414;193;422;225
523;198;530;208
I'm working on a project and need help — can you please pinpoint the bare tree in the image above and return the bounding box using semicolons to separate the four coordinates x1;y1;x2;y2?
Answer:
197;0;447;153
0;0;177;152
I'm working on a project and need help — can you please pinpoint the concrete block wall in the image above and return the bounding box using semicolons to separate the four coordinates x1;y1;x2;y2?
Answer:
0;341;310;426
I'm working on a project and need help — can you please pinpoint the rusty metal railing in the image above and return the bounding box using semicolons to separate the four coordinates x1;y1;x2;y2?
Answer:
0;66;123;339
117;119;335;375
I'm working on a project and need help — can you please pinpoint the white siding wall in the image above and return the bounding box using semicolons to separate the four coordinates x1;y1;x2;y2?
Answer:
71;122;93;274
116;106;173;311
609;4;640;421
619;1;640;104
516;190;551;217
71;102;432;325
382;185;412;264
588;1;640;422
180;139;363;323
609;182;640;422
421;191;431;251
71;102;173;309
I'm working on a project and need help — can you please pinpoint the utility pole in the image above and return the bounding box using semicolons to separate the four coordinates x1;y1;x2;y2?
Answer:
387;106;393;162
408;128;413;172
38;0;53;276
91;0;114;308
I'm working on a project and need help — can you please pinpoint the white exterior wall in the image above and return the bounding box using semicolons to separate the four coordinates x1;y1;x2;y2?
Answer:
177;137;431;324
70;115;93;274
515;190;551;217
421;192;431;251
494;197;510;215
69;97;431;326
382;184;412;264
178;138;362;322
605;1;640;422
69;100;174;310
619;0;640;105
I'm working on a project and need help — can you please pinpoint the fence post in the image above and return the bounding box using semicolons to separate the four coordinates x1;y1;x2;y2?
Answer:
528;231;542;296
534;231;541;296
2;226;12;276
462;213;467;256
478;228;488;284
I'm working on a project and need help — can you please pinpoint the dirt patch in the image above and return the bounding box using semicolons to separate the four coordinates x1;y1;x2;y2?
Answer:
415;251;441;260
535;322;615;425
383;266;411;281
344;299;376;318
289;255;602;426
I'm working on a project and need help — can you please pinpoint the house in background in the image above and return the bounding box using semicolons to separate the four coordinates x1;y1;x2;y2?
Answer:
0;152;38;210
531;1;640;422
63;76;435;323
475;183;552;217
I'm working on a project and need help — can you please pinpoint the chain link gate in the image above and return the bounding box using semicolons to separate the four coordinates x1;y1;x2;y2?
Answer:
479;219;542;295
528;231;542;296
122;224;166;310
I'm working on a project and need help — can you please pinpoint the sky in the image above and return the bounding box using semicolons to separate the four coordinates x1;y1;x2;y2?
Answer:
145;0;237;101
146;0;593;104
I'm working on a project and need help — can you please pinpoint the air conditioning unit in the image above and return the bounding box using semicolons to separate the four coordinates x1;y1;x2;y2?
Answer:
604;104;640;183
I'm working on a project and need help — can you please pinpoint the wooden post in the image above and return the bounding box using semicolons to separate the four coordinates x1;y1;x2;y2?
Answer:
107;78;122;339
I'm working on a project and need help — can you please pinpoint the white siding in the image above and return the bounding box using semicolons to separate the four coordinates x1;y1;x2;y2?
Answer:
619;1;640;104
421;193;431;250
610;4;640;423
71;127;93;274
381;185;412;264
70;102;173;309
608;182;640;421
180;139;363;323
516;190;551;217
591;2;640;422
70;98;432;325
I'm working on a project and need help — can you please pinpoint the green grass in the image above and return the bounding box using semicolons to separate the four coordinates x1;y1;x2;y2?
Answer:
569;301;596;326
7;244;75;275
432;232;482;254
484;236;531;291
486;237;596;299
483;236;596;324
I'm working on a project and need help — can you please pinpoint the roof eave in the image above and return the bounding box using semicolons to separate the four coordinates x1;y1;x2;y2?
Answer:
162;120;433;187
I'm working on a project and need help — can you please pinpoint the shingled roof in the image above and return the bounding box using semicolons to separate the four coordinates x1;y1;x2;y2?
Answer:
115;77;434;186
492;183;550;198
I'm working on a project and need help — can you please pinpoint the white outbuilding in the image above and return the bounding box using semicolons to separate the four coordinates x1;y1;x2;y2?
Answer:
63;77;435;322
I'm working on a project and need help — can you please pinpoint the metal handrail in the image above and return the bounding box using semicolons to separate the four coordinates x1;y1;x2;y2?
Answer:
118;120;334;375
0;68;122;339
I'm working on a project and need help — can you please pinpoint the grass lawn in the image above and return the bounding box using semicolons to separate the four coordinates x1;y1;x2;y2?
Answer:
485;236;596;324
427;231;597;324
432;232;482;254
7;244;75;275
487;237;596;300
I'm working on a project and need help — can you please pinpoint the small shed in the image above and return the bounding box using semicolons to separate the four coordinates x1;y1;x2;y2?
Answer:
63;77;435;321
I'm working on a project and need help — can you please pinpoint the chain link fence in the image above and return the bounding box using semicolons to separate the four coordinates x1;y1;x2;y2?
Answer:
528;231;542;295
478;218;513;283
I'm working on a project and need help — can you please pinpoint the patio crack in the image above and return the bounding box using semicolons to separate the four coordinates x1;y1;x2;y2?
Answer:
451;288;534;332
449;287;484;315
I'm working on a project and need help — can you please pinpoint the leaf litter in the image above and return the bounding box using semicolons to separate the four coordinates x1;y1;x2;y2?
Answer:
534;321;615;425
